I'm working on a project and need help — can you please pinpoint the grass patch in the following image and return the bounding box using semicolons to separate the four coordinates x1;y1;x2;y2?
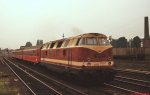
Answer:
0;81;19;95
0;73;20;95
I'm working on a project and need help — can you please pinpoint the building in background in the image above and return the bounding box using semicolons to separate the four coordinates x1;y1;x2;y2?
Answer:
36;40;43;46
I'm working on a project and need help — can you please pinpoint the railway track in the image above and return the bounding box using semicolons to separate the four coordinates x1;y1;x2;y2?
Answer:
114;68;150;86
2;57;88;95
104;78;149;94
114;68;150;76
115;75;150;88
103;68;150;94
1;58;62;95
2;56;150;95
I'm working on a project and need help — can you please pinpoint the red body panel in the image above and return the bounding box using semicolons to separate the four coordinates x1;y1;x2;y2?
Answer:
15;55;23;60
23;55;38;63
22;49;41;64
41;47;113;62
12;50;23;60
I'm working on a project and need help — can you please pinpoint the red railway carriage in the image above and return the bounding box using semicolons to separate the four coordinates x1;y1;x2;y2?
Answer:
12;49;23;60
22;45;42;64
40;33;114;82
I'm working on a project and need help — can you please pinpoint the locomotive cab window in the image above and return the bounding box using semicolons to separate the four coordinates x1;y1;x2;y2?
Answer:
99;38;110;46
78;38;85;46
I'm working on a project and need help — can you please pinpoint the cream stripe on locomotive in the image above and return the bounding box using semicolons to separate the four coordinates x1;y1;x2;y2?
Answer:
74;46;112;53
41;58;114;67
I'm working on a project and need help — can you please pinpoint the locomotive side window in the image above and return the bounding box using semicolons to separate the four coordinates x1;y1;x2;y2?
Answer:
86;37;97;45
50;42;55;48
57;41;63;48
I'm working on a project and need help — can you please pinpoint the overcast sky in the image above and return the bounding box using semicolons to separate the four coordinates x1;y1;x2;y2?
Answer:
0;0;150;49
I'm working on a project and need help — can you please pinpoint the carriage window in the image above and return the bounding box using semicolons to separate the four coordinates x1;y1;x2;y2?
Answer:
99;38;110;45
86;37;97;45
50;42;55;48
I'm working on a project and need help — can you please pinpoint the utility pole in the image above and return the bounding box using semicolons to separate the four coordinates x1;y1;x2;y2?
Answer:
62;33;65;39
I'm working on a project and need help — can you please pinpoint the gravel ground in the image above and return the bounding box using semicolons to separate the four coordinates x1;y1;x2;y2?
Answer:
0;55;28;95
114;58;150;71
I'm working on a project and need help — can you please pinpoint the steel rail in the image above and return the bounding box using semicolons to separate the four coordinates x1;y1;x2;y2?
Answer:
114;78;150;88
104;83;144;95
114;68;150;75
116;75;150;85
0;58;36;95
2;58;62;95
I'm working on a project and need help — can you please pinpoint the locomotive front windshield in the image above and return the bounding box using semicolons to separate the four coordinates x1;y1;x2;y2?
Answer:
86;37;97;45
98;38;110;45
77;37;110;46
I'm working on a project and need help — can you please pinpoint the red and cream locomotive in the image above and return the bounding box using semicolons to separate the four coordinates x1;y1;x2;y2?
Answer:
12;33;115;83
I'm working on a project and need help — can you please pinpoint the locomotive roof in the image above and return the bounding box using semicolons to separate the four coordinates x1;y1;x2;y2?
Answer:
42;33;107;45
49;33;107;42
50;38;66;42
69;33;107;39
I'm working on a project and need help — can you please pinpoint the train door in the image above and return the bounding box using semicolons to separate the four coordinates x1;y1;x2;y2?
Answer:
41;49;45;62
21;50;23;60
37;49;41;63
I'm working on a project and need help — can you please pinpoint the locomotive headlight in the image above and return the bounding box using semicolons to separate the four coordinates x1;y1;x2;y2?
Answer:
87;58;91;66
108;62;111;65
87;58;91;62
